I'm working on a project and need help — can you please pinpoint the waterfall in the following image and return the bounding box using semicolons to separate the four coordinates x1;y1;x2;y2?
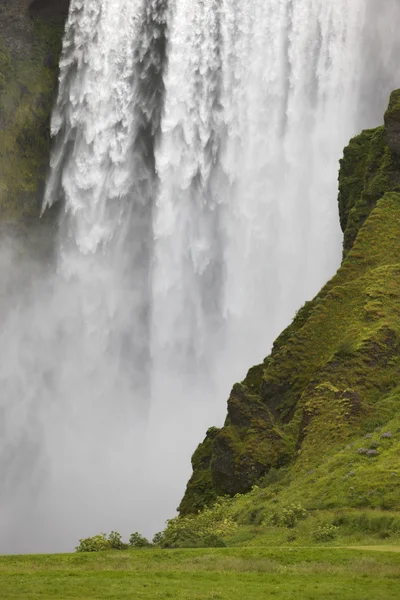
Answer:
1;0;400;553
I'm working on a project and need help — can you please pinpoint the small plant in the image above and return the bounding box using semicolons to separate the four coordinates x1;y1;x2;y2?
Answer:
312;525;339;542
271;504;308;528
129;532;152;548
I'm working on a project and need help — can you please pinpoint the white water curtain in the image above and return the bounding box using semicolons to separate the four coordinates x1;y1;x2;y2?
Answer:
0;0;399;553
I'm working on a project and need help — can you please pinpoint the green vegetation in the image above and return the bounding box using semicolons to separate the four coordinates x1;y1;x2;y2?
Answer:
0;5;64;220
179;92;400;537
338;125;400;256
165;487;400;549
75;531;153;552
182;192;400;514
1;546;400;600
1;13;400;598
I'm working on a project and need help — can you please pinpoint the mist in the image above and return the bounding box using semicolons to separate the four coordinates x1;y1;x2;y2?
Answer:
1;0;400;554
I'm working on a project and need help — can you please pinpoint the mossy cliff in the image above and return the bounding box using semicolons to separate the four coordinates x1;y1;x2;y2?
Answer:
180;91;400;516
0;0;68;221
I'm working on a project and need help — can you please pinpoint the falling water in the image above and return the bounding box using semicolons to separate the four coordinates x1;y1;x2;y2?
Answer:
1;0;400;553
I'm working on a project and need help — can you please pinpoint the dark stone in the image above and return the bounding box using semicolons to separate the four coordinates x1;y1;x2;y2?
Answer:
29;0;70;22
44;52;54;68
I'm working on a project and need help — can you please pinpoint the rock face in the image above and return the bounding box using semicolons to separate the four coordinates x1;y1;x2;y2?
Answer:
29;0;70;21
0;0;68;221
179;91;400;515
385;89;400;156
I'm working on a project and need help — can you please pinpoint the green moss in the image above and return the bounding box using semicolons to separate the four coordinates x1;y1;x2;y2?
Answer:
178;427;219;515
385;89;400;122
0;14;64;220
180;92;400;516
339;126;400;256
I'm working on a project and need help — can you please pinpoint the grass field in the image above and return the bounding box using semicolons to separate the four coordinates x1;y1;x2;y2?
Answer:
0;546;399;600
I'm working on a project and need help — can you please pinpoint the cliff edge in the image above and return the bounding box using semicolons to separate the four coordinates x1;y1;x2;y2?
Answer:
180;91;400;517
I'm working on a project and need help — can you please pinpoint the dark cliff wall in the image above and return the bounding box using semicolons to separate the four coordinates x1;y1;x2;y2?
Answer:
180;91;400;515
0;0;68;220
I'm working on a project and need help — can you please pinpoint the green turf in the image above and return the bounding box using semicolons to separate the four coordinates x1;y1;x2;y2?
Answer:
0;547;399;600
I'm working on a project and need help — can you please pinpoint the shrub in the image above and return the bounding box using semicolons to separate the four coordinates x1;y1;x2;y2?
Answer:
75;531;149;552
76;533;112;553
129;532;152;548
109;531;128;550
161;497;237;548
152;532;164;546
271;504;308;528
312;525;339;542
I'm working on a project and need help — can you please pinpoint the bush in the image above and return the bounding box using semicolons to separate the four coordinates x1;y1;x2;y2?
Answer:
76;533;114;553
271;504;308;528
161;497;237;548
129;532;152;548
109;531;128;550
152;532;165;546
75;531;149;552
312;525;339;542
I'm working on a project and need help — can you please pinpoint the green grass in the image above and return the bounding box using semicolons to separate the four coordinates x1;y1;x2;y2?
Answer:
182;192;400;513
0;547;400;599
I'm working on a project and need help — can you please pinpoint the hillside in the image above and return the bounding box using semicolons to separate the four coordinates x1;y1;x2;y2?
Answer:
179;91;400;524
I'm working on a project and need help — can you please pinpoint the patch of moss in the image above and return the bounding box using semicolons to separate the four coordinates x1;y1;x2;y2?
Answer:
0;11;64;220
385;89;400;123
339;126;400;256
178;428;219;515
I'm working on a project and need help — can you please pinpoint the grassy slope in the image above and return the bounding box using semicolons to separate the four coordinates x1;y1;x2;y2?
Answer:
1;547;400;600
180;91;400;518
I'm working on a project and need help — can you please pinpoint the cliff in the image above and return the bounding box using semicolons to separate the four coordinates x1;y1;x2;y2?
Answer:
180;91;400;516
0;0;68;221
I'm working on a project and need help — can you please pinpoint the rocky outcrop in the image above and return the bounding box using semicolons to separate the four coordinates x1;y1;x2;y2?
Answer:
0;0;68;221
385;89;400;156
180;91;400;515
